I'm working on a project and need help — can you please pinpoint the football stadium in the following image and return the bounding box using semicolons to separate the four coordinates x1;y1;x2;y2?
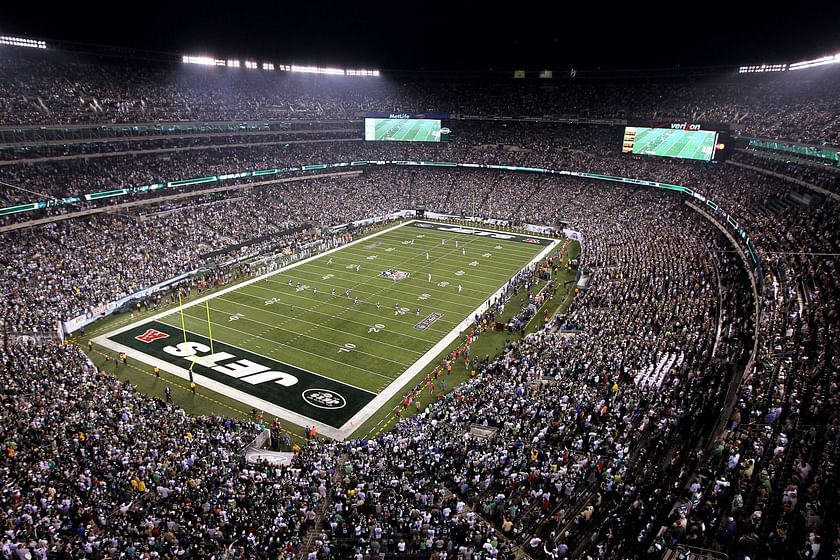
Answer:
0;7;838;560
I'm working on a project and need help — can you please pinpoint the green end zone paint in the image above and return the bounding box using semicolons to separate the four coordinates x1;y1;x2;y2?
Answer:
110;321;375;428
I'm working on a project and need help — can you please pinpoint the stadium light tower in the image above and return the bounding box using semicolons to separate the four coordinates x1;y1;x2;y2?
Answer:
789;53;840;70
0;35;46;49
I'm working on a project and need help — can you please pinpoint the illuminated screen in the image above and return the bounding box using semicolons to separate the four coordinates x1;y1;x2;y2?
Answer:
623;126;719;162
364;118;449;142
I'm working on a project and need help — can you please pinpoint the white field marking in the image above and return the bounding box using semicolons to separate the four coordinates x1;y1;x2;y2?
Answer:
282;264;495;295
215;294;435;346
189;298;426;357
337;234;561;438
337;229;540;260
661;129;686;156
90;330;374;441
302;256;517;282
295;260;511;290
94;220;420;341
262;273;481;311
157;314;404;376
257;229;522;318
332;242;535;268
631;129;656;154
93;220;559;440
679;132;705;159
239;283;456;334
310;236;538;259
286;234;532;288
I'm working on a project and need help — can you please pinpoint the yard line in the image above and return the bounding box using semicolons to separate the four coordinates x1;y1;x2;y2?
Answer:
301;241;526;283
411;119;431;141
323;248;534;270
262;274;482;312
632;129;657;154
211;295;430;352
286;263;493;294
178;304;415;367
677;131;705;160
352;227;542;255
307;251;526;279
259;229;508;312
244;228;544;336
661;129;687;157
159;314;399;380
217;292;442;342
240;283;456;333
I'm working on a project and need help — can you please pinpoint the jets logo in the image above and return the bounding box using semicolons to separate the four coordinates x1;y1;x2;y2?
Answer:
135;329;170;344
302;389;346;409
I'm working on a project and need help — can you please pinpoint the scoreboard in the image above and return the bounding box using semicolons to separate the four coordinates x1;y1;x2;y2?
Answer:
364;113;451;143
622;122;730;162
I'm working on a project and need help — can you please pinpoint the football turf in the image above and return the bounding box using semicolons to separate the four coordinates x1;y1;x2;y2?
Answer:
95;220;558;438
628;127;716;161
366;118;442;142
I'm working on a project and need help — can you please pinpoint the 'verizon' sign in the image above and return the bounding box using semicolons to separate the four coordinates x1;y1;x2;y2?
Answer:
111;321;373;427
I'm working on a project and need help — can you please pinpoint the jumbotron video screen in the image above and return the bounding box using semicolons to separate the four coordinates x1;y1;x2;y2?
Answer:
364;113;451;142
622;122;729;162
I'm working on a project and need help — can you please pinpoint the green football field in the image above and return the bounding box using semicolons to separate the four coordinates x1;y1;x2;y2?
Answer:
365;118;443;142
95;220;558;439
629;127;717;161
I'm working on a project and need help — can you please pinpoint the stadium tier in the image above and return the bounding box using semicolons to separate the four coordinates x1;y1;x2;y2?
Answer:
0;48;839;145
0;42;837;560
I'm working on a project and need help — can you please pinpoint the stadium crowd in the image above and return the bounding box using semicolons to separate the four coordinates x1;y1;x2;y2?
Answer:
0;48;837;560
2;182;761;560
0;48;839;145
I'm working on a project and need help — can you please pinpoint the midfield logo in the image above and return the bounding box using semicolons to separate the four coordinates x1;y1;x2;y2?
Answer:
135;329;170;344
380;268;410;281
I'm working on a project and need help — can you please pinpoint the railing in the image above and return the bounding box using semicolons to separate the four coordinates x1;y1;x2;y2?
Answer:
671;544;729;559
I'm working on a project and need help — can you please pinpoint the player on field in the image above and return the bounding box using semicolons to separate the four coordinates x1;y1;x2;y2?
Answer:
327;257;333;265
331;288;336;296
354;296;359;305
376;301;381;310
313;287;317;295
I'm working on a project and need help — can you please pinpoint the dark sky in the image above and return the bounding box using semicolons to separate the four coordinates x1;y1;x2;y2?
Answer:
3;1;840;70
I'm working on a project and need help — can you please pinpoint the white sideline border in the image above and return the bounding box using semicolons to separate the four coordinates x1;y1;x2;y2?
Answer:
93;220;560;440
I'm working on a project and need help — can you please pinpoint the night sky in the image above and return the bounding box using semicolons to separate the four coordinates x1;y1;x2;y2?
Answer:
3;1;840;70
